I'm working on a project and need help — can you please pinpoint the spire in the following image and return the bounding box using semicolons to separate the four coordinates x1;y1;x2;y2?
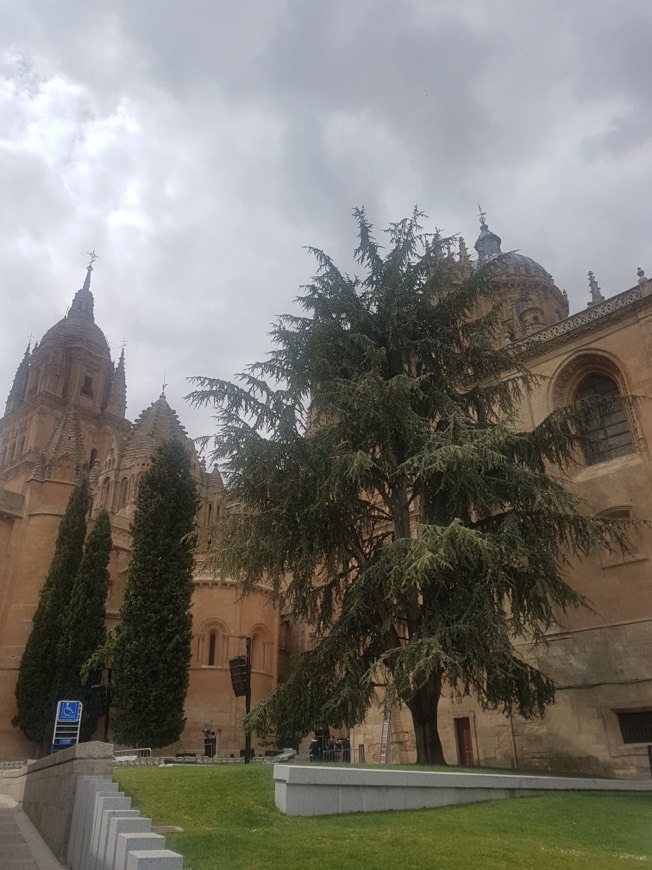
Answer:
105;348;127;418
458;237;471;267
432;230;444;261
122;393;191;467
68;250;99;321
5;342;31;414
474;206;502;263
587;270;605;306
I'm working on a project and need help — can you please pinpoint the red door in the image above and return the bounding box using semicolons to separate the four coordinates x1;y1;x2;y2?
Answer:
455;717;474;767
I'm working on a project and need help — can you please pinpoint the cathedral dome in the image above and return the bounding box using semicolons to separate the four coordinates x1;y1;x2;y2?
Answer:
39;314;111;359
472;211;569;336
38;264;111;361
488;252;554;283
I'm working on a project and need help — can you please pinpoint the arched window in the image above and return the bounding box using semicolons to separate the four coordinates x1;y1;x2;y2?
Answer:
200;620;229;666
101;477;111;508
250;628;269;672
599;506;641;567
81;371;94;397
575;374;633;466
118;477;128;509
208;631;217;666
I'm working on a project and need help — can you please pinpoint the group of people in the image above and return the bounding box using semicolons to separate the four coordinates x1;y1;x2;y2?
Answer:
308;733;351;762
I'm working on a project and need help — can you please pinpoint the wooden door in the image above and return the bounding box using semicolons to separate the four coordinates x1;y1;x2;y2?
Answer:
455;717;474;767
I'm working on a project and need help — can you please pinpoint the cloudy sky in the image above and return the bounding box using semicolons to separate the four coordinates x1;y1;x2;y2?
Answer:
1;0;650;440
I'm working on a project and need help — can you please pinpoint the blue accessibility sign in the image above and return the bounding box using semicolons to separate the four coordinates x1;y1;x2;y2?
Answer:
56;700;82;723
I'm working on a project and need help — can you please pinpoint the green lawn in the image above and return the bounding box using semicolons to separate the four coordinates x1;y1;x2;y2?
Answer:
114;764;652;869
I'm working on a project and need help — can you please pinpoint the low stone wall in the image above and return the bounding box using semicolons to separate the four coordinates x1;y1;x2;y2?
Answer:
273;764;652;816
67;775;183;869
0;742;184;868
0;741;114;861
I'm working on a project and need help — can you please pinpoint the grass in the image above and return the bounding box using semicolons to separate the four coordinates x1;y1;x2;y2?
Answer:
114;764;652;869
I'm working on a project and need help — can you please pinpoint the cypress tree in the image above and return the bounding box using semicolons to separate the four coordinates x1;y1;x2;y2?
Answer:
188;209;633;764
111;440;199;748
55;509;112;741
13;478;90;748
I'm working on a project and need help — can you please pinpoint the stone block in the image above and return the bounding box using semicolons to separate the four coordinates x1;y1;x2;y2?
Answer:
116;832;166;870
90;794;131;869
105;816;152;870
68;776;116;870
125;847;184;869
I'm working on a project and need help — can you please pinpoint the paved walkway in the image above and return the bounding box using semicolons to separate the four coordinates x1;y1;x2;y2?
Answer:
0;796;61;870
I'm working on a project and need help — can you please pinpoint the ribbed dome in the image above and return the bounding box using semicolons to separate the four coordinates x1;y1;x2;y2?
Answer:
490;252;554;282
39;314;111;359
122;394;191;465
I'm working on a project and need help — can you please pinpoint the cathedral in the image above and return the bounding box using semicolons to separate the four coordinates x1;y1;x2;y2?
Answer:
1;218;650;776
0;262;285;760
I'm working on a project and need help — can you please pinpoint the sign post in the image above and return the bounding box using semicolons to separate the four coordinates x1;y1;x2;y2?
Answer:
51;700;83;753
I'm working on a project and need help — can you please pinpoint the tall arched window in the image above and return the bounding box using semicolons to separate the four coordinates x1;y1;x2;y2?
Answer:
101;477;111;508
208;631;217;666
575;373;632;466
118;477;128;509
200;620;229;666
250;628;268;672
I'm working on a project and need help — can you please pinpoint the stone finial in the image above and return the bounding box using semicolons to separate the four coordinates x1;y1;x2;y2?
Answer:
587;270;605;307
105;348;127;418
458;237;471;267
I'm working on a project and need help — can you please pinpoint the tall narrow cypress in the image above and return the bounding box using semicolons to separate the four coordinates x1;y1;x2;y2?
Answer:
13;478;90;748
111;440;199;748
55;509;112;741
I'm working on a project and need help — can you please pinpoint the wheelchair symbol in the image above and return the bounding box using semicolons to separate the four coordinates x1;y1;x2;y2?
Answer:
58;701;81;722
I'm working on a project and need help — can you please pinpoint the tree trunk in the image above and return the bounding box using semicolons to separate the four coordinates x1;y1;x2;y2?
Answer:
406;676;446;765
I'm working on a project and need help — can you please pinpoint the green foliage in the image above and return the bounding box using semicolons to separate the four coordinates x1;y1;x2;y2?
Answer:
55;509;112;740
13;478;90;746
188;209;631;763
114;766;652;870
111;440;199;748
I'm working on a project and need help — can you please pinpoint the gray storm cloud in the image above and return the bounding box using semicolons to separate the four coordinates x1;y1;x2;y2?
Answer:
1;0;650;439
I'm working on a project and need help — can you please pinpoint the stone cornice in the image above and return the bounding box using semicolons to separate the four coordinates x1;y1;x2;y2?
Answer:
514;284;648;359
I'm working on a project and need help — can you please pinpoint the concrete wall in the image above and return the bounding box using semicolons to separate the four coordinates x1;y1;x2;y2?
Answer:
0;742;184;868
273;764;652;817
67;774;183;870
0;741;113;862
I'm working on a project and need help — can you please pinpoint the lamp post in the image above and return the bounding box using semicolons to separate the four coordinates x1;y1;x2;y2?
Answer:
244;636;252;764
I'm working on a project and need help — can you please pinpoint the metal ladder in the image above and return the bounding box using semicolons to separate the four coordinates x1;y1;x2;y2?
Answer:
379;706;393;764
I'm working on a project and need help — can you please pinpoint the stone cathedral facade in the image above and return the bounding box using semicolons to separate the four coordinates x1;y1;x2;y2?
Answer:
1;219;651;776
0;264;287;761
